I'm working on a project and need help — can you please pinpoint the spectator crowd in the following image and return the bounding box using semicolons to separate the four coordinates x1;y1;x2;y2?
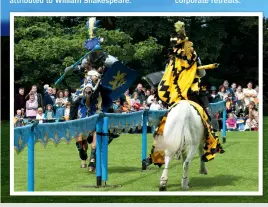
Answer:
14;80;259;132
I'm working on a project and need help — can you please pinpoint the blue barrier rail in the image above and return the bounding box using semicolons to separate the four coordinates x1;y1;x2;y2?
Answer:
13;101;226;191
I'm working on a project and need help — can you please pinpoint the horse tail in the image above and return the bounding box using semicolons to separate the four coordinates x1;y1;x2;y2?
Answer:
162;100;192;154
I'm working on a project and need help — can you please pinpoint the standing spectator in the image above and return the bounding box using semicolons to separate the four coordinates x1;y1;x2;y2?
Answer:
63;89;71;103
130;92;141;111
208;86;222;103
223;80;235;101
243;82;257;107
52;88;57;99
134;83;146;103
226;113;238;131
26;94;38;120
55;90;65;118
145;90;151;100
14;87;26;113
43;84;49;94
43;87;55;109
218;85;228;100
235;85;245;112
26;85;43;108
231;82;237;93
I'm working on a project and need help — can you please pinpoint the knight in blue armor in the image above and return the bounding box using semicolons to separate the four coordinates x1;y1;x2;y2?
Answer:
67;17;121;171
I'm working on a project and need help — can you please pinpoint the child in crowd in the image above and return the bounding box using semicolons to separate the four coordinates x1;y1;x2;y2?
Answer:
64;102;71;121
226;113;238;131
14;109;24;127
44;104;55;119
36;107;45;123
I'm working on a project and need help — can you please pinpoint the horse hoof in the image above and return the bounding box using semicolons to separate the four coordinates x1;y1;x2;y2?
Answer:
159;186;167;191
157;164;163;168
81;164;87;168
182;185;189;190
200;169;208;175
88;167;95;172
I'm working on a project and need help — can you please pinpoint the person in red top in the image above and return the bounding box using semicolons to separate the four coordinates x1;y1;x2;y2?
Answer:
226;113;238;131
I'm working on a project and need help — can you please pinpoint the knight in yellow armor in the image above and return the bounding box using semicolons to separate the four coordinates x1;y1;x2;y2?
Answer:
148;21;225;166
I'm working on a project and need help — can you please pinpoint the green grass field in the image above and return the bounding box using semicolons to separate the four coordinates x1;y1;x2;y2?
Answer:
14;132;259;192
1;118;267;202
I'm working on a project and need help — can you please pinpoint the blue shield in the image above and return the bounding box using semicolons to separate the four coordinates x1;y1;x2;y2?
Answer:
101;61;137;101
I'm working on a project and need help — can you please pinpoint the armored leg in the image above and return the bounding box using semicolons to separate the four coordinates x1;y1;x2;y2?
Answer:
88;132;96;172
76;138;88;168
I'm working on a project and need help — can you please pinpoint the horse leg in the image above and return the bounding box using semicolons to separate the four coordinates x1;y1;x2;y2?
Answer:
181;144;199;190
198;143;208;175
159;150;174;191
88;131;96;172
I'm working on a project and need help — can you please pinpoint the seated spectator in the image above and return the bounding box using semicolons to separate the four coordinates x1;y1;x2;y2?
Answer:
226;113;238;131
21;108;25;118
236;113;246;131
244;101;259;131
254;85;259;106
44;104;55;119
145;90;151;100
131;92;141;111
208;86;222;103
36;107;45;123
150;98;161;110
243;82;257;107
14;109;24;128
113;99;121;113
26;94;38;120
142;101;149;110
134;83;146;103
218;85;228;100
226;92;233;114
64;102;71;121
147;93;155;106
121;101;130;113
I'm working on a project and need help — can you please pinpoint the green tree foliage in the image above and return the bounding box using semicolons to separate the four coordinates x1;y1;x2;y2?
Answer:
14;16;262;92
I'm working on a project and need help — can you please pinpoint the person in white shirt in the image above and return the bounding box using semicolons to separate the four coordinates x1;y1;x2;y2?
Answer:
243;82;257;107
36;107;45;123
150;98;161;110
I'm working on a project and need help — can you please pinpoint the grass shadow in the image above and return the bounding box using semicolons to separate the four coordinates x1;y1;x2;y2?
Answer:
108;166;145;173
166;174;242;191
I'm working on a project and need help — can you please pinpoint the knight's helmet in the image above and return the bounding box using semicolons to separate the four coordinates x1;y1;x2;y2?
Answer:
170;20;188;43
84;17;107;69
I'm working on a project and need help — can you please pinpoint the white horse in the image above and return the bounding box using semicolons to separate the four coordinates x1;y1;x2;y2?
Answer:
154;100;208;191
